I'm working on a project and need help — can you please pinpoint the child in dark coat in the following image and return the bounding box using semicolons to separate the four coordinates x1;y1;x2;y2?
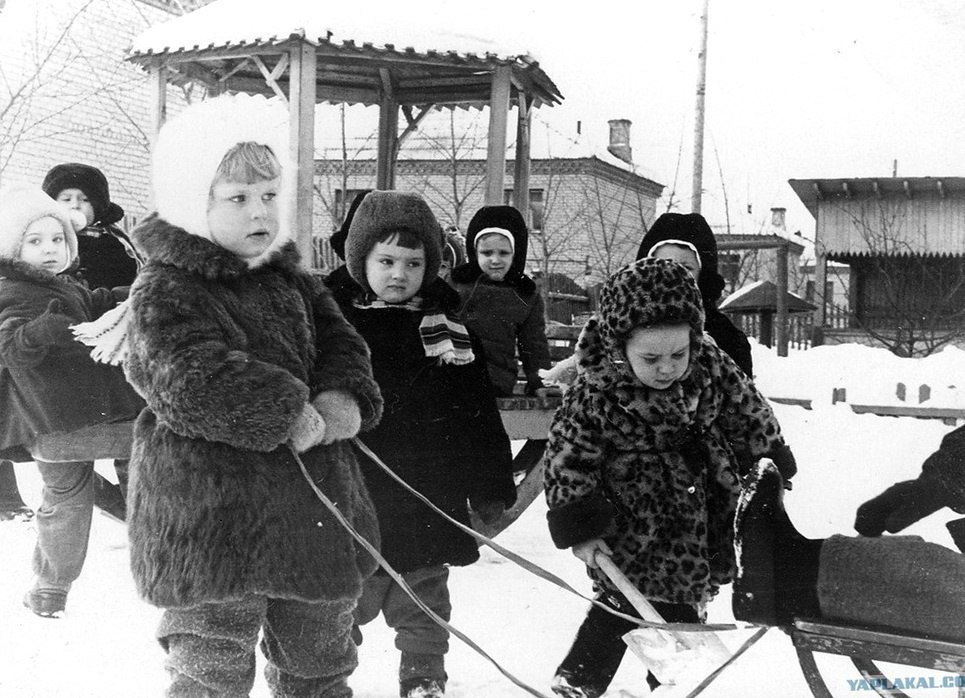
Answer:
543;258;796;698
451;205;551;396
121;95;383;697
0;184;144;617
327;190;516;698
636;212;754;376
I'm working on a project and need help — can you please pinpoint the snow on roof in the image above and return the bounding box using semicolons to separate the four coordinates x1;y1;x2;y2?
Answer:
131;0;534;61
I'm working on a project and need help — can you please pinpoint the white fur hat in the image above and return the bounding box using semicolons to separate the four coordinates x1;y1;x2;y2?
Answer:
151;93;293;267
0;183;85;272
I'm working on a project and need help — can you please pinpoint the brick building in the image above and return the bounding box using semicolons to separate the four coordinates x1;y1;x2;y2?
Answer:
0;0;196;229
313;113;664;285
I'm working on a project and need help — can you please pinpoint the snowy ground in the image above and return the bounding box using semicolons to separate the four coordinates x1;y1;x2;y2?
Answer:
2;341;964;697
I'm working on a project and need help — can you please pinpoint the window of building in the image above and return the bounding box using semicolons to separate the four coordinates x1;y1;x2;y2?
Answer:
503;188;545;231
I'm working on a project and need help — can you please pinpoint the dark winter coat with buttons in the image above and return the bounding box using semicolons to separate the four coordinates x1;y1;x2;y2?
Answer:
124;216;383;608
328;272;516;573
543;259;791;607
0;257;143;460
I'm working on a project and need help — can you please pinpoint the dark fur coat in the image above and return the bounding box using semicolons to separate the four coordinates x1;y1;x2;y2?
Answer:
124;217;383;608
0;258;143;459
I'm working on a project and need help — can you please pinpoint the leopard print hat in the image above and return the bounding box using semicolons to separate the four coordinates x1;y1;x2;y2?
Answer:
597;257;705;359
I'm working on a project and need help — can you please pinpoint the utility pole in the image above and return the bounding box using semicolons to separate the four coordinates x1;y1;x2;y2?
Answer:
691;0;709;214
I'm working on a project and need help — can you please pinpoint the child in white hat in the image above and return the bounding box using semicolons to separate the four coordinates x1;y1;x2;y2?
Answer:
121;94;383;697
0;184;143;617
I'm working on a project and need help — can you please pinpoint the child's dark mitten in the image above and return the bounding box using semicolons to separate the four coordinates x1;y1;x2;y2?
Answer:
471;499;506;526
854;476;948;536
769;444;797;484
23;300;75;346
524;377;544;396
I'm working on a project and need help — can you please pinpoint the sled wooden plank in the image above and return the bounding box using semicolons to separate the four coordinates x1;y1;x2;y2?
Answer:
29;421;135;463
496;395;560;440
851;657;913;698
767;396;812;410
791;620;965;674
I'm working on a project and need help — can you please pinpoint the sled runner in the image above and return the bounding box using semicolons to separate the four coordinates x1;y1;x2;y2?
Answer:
789;620;965;698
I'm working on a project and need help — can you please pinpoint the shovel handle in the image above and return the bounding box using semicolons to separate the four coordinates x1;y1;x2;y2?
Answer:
594;552;669;625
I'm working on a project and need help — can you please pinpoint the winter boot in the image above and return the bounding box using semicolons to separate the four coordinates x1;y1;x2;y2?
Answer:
733;460;822;626
93;472;126;522
399;653;446;698
0;460;33;522
399;678;445;698
550;671;597;698
552;599;637;698
23;582;69;618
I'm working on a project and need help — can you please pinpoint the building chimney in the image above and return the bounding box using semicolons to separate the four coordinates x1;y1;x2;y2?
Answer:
770;207;787;233
607;119;632;164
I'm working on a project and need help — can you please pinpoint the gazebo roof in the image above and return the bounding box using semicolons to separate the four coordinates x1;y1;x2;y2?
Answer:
719;280;816;314
128;0;563;109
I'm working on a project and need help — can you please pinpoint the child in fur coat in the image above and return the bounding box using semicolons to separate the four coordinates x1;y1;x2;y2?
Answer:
450;205;551;396
327;190;515;698
0;184;143;618
121;95;383;698
543;258;797;698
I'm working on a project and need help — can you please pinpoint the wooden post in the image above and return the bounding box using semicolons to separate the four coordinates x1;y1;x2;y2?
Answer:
776;242;789;356
289;40;316;267
149;63;167;145
691;0;709;214
485;64;512;205
376;69;398;191
513;93;532;225
812;247;827;346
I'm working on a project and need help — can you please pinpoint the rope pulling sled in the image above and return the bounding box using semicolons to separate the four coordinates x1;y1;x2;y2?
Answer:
292;439;769;697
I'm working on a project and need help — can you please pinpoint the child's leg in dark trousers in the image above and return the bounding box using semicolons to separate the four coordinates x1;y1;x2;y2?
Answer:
159;595;357;698
0;459;33;520
31;460;94;588
356;566;451;694
552;592;699;697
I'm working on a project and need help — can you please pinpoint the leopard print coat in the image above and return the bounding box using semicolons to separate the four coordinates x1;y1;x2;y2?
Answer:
543;259;789;607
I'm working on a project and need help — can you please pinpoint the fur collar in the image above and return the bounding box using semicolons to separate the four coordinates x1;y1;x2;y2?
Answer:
0;256;70;285
133;214;301;280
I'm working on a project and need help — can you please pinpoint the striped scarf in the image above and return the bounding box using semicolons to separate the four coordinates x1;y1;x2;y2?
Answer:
355;296;475;366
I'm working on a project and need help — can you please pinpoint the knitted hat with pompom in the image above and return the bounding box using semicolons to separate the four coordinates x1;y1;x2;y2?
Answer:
0;183;85;272
150;93;292;268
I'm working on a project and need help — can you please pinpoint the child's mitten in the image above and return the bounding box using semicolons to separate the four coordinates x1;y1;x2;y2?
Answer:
471;499;507;526
854;475;949;536
312;390;361;444
288;404;327;453
23;300;76;346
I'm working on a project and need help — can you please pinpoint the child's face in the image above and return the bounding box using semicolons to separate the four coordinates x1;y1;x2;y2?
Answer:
206;177;280;260
365;235;426;303
652;244;700;280
20;217;69;273
55;188;94;227
625;323;691;390
475;233;514;281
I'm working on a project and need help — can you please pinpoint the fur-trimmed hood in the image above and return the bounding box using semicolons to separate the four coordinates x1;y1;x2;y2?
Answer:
133;213;301;280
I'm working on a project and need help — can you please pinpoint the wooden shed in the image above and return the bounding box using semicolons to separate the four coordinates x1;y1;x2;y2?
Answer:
126;0;563;264
789;177;965;353
719;280;815;348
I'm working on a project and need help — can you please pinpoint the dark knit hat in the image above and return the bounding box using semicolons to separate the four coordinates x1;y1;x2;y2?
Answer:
330;190;372;262
598;257;705;360
346;190;441;294
636;212;726;303
41;163;124;226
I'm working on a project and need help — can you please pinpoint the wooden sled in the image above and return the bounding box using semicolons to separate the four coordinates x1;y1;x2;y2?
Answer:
790;619;965;698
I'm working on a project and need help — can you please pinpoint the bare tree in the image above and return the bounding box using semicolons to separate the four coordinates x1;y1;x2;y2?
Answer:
837;200;965;357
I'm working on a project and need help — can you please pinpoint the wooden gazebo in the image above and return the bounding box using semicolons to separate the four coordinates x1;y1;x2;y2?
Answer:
127;0;563;264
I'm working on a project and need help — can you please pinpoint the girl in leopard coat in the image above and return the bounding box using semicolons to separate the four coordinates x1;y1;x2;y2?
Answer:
544;257;796;698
